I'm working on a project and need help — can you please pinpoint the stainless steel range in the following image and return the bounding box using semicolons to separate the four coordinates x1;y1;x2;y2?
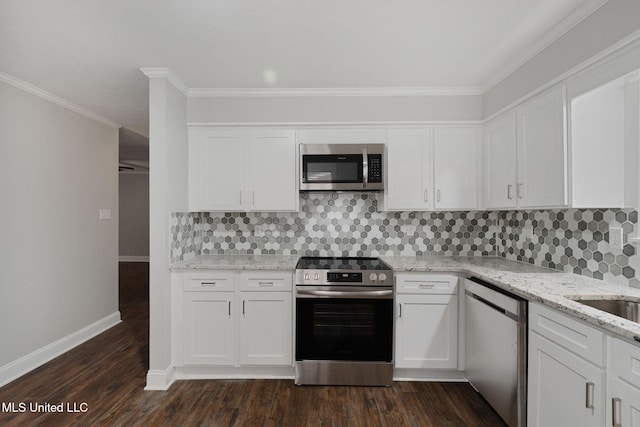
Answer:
294;257;394;386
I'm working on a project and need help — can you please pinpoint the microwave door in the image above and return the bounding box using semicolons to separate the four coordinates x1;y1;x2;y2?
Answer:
303;154;364;185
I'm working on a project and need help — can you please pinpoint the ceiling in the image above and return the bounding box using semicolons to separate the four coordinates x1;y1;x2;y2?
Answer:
0;0;607;130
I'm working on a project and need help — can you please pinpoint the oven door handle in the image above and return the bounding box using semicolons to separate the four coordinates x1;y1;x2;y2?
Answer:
296;289;393;299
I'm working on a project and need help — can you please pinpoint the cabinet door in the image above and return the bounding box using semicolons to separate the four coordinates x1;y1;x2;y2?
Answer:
183;292;235;365
385;128;433;210
239;292;292;366
434;127;479;210
608;378;640;427
188;129;246;211
246;130;298;211
528;331;604;427
517;87;568;208
395;294;458;369
484;112;518;209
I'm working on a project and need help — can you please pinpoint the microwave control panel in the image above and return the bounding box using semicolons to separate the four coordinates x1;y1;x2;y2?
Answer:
368;154;382;183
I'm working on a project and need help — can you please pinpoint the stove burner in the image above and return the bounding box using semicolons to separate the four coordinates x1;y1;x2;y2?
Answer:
295;256;392;271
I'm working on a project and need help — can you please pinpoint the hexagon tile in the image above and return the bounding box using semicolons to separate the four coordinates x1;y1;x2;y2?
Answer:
497;209;639;288
170;193;639;289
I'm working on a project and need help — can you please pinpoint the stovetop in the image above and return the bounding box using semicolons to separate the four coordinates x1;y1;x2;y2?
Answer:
295;256;392;271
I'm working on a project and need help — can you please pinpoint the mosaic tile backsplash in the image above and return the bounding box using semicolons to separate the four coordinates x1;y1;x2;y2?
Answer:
171;193;639;289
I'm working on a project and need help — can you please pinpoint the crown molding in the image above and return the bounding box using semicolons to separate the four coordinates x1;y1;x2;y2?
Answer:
0;71;120;129
140;67;188;96
481;0;610;93
186;121;482;128
483;28;640;123
188;86;483;98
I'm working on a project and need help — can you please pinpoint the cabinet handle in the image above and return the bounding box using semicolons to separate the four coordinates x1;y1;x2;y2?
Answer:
228;301;231;318
437;189;441;202
398;303;402;318
612;397;622;427
258;281;274;286
201;281;217;287
252;191;255;205
239;190;243;204
419;284;435;289
424;190;428;202
517;183;524;199
585;382;595;409
242;300;246;317
507;185;513;200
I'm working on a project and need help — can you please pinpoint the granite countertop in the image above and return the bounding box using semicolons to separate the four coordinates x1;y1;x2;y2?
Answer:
171;254;640;343
171;254;300;271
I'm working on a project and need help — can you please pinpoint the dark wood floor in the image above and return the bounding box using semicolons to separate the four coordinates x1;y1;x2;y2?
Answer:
0;263;506;426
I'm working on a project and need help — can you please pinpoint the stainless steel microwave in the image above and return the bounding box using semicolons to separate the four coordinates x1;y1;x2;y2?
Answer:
300;144;384;191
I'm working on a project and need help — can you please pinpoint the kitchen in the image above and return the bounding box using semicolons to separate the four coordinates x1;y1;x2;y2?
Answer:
2;1;640;426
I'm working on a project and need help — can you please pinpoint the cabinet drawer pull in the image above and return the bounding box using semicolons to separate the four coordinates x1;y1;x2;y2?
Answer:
228;301;231;317
612;397;622;427
258;281;274;286
399;303;402;318
507;184;513;200
201;282;217;287
242;300;246;316
419;284;435;289
437;189;441;202
585;382;595;409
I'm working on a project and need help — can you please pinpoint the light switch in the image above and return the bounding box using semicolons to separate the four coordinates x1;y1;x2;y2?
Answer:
99;209;111;220
609;227;623;250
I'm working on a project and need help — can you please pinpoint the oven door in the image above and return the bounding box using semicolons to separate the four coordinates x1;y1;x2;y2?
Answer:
295;288;393;362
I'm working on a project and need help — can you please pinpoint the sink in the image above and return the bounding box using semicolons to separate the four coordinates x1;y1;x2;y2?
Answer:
571;298;640;323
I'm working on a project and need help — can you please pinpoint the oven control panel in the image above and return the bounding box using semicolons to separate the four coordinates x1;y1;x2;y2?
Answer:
327;272;362;282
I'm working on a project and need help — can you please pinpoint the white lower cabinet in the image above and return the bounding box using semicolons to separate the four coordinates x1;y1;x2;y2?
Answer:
528;303;605;427
239;291;292;366
176;270;293;369
182;291;235;365
607;338;640;427
394;274;459;369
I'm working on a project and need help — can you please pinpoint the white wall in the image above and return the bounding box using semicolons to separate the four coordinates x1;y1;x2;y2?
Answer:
484;0;640;118
187;94;483;124
0;79;119;382
145;74;188;390
119;172;150;259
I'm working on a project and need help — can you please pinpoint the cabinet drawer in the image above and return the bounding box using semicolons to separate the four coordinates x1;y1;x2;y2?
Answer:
530;303;604;366
395;274;458;294
610;337;640;389
239;271;293;291
182;272;236;292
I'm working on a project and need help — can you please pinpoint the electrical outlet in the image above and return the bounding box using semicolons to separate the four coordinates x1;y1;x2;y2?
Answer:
609;227;624;250
522;227;534;241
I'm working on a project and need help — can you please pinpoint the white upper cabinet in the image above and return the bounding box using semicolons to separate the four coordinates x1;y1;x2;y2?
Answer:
246;130;297;211
516;86;568;208
385;128;433;210
483;86;568;209
385;127;479;211
434;127;479;210
189;129;246;212
570;71;638;208
188;128;298;212
483;112;517;209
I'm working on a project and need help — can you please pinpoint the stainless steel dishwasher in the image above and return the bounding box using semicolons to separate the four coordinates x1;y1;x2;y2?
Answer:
465;277;527;427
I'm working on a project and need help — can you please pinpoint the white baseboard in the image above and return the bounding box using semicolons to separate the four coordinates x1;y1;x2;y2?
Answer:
119;256;150;262
145;366;176;391
0;311;122;388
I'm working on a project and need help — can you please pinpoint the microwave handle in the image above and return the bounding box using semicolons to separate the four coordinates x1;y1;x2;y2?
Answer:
362;147;368;189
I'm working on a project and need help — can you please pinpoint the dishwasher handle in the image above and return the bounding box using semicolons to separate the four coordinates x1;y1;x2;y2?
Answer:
465;277;525;320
